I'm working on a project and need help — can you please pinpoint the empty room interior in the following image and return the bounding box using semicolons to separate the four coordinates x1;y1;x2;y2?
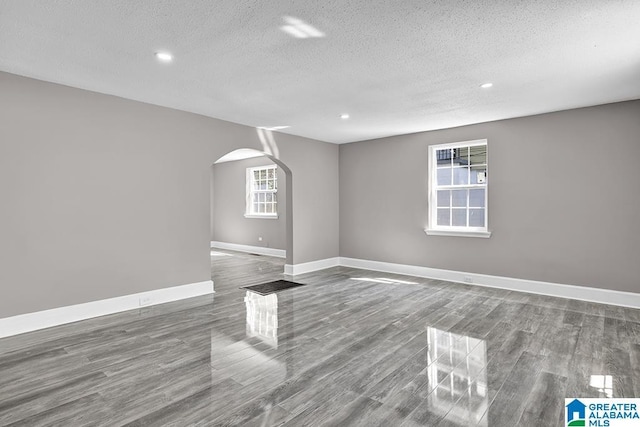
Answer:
1;1;640;426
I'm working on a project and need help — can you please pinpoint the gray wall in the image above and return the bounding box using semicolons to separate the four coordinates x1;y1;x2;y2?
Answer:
0;71;339;318
340;100;640;293
2;68;638;321
212;156;286;250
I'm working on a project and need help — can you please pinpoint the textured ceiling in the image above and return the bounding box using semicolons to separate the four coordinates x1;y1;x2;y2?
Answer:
1;1;639;144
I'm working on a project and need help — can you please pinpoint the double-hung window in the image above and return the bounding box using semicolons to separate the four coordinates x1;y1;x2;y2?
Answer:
426;139;490;238
245;165;278;218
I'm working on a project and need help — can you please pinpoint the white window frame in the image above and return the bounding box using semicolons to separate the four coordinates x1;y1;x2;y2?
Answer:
425;139;491;238
245;165;278;219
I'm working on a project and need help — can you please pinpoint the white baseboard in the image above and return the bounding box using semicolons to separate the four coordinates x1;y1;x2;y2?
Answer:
284;257;340;276
0;280;214;339
211;241;286;258
339;257;640;309
5;255;635;340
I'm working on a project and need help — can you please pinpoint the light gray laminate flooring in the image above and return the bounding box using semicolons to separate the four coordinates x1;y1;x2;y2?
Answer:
1;249;639;426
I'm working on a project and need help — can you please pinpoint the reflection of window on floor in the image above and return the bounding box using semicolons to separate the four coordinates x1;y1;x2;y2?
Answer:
590;375;613;398
427;327;488;426
245;292;279;348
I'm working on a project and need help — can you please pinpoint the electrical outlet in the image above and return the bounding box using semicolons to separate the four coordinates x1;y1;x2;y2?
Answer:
463;276;473;284
258;236;263;242
139;296;152;306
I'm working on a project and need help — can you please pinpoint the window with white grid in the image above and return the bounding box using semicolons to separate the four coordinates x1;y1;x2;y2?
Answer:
246;165;278;218
426;140;490;238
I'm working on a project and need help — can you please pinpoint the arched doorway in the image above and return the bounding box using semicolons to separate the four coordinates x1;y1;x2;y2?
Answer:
209;148;293;271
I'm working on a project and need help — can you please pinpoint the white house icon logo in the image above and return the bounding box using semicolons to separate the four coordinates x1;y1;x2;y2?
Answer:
566;399;586;426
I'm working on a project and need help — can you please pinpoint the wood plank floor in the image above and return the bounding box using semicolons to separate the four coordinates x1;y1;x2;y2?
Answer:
1;249;640;426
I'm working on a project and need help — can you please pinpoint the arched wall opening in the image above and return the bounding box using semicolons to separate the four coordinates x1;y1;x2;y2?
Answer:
210;148;293;269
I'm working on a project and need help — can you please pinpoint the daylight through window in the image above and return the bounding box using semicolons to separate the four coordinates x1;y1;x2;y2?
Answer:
246;165;278;218
427;140;490;237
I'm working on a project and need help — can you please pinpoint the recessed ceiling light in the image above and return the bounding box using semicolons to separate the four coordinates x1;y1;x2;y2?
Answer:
480;82;493;89
155;52;173;62
340;113;350;120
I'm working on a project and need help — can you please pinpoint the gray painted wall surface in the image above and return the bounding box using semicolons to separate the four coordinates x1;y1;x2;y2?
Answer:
212;157;286;250
0;71;339;318
340;100;640;294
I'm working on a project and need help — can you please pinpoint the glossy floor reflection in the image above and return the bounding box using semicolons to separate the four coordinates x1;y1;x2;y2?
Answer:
1;250;640;426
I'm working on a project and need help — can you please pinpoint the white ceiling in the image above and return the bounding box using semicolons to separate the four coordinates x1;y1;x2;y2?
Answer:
1;1;639;144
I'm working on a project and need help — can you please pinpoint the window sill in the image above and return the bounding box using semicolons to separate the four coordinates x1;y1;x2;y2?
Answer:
424;229;492;238
244;214;279;220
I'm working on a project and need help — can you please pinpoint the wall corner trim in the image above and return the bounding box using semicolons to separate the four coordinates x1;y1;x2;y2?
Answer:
0;280;214;339
284;257;341;276
338;257;640;309
211;241;286;258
